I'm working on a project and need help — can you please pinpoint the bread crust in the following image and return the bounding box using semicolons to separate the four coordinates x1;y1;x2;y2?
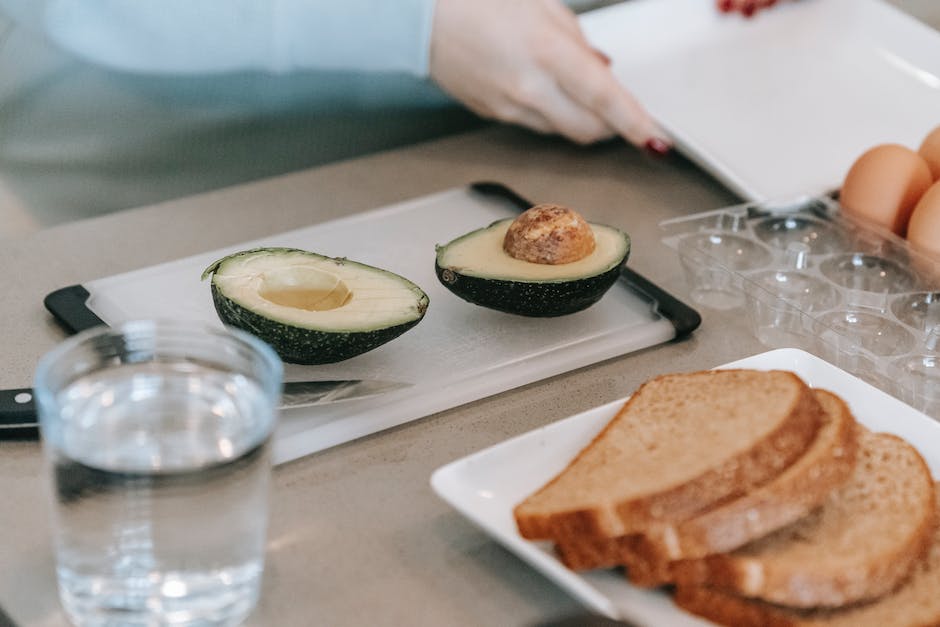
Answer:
674;586;798;627
673;482;940;627
555;534;642;572
675;486;940;626
553;534;672;586
672;432;937;608
552;534;671;587
514;370;823;541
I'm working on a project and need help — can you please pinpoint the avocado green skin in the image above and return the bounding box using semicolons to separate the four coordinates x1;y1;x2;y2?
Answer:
435;258;626;317
210;283;427;365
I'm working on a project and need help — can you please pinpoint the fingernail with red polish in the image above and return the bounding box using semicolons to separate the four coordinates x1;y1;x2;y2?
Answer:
718;0;733;13
645;138;671;157
743;2;757;17
593;49;611;66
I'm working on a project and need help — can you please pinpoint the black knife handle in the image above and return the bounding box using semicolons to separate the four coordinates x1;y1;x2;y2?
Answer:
0;388;40;438
44;284;106;334
620;266;701;338
0;283;108;440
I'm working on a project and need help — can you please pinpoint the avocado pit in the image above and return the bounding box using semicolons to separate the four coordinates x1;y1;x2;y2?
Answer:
503;204;596;265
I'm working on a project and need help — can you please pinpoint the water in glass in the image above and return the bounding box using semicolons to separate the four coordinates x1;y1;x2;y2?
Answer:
48;361;275;626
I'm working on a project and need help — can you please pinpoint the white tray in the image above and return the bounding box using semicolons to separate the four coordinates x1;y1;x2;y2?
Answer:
46;184;691;464
430;348;940;624
581;0;940;201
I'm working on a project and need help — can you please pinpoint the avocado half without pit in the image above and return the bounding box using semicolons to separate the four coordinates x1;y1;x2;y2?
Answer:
201;247;429;364
435;204;630;317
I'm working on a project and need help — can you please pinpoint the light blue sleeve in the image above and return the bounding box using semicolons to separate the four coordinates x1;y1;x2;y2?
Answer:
34;0;437;76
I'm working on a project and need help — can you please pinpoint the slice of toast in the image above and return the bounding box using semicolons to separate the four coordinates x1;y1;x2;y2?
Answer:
553;533;673;587
554;534;643;572
554;388;858;583
672;429;936;608
650;390;858;559
554;533;674;587
673;485;940;626
514;370;823;540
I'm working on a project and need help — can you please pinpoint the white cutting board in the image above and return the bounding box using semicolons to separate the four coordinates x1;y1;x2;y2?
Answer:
70;185;679;464
581;0;940;201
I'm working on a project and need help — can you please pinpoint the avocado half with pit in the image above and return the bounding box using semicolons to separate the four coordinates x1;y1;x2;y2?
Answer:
435;208;630;317
202;247;429;364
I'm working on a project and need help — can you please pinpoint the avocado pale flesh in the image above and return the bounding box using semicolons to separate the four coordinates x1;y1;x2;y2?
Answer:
203;247;428;364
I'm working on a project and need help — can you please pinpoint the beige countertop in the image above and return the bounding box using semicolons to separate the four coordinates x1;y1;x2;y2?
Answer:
1;3;936;623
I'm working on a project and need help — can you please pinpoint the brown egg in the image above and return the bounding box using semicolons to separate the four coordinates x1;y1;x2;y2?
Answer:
840;144;932;236
918;125;940;181
907;181;940;271
503;204;596;264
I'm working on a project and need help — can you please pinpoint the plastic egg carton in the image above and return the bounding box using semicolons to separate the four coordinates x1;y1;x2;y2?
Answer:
660;195;940;420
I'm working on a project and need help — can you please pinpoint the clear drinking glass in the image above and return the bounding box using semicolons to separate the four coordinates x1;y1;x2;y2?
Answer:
34;320;283;627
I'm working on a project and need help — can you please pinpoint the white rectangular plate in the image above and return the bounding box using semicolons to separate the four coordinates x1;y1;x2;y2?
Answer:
431;348;940;624
580;0;940;201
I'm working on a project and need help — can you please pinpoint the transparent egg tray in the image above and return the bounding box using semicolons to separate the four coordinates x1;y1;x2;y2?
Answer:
660;195;940;421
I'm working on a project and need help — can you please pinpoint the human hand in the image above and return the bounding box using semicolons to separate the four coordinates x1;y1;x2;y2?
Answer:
429;0;671;153
716;0;782;18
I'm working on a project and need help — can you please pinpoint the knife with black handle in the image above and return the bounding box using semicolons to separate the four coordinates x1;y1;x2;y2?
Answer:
0;284;107;438
0;389;39;438
0;378;410;439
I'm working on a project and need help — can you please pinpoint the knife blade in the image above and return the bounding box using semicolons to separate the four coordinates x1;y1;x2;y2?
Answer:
279;378;409;407
0;378;410;439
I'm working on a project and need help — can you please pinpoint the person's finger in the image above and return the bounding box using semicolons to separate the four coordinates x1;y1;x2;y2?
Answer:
502;106;558;137
545;14;671;148
472;93;558;137
466;63;617;143
522;114;559;137
543;0;584;38
549;37;669;149
517;78;617;144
